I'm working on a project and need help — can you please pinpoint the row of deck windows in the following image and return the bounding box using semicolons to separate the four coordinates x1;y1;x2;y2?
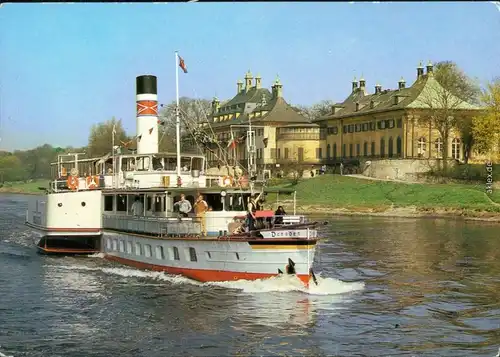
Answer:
326;119;403;136
106;239;197;262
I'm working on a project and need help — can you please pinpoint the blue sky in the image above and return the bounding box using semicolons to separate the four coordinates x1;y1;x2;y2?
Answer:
1;2;499;151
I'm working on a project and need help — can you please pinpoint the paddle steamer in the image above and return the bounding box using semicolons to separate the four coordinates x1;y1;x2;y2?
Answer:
25;53;321;286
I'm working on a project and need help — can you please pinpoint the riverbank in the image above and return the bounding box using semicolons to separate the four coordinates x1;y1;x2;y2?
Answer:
270;175;500;222
0;180;50;195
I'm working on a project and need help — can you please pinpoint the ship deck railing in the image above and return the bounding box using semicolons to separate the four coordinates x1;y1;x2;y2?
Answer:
103;214;202;237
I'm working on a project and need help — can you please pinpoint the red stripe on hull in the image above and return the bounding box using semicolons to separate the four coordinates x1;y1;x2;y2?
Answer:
37;247;99;255
105;254;310;287
26;222;101;233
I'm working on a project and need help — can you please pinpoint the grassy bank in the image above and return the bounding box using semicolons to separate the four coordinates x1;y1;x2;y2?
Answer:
268;175;500;220
0;180;50;195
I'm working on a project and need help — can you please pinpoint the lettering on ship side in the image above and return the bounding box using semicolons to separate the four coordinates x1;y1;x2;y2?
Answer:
270;231;298;238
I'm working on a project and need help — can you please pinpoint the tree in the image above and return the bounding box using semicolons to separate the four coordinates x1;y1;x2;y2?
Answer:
87;117;128;157
295;100;335;122
0;154;27;182
434;61;481;163
472;78;500;156
157;97;211;153
410;62;479;168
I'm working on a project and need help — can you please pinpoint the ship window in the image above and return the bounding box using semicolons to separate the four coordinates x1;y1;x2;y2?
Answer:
106;238;112;250
81;202;86;207
206;193;224;211
119;240;125;252
112;239;118;251
105;196;116;214
135;243;142;256
126;241;133;254
156;246;165;260
144;244;152;258
189;247;197;262
116;195;127;212
173;247;180;260
224;194;246;211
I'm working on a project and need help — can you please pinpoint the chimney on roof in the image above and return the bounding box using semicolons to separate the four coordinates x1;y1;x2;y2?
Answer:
352;77;358;93
426;61;434;76
375;83;382;94
244;70;253;92
272;76;283;98
398;77;406;90
255;74;262;89
237;79;243;94
359;77;366;92
417;61;424;79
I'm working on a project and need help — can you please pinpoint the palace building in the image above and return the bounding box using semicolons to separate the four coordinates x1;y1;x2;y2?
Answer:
204;71;321;172
314;62;481;163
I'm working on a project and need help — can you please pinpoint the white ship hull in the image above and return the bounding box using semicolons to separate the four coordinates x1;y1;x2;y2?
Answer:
102;230;317;285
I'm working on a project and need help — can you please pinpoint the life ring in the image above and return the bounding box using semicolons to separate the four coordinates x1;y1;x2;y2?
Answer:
67;175;79;191
221;176;234;187
86;175;99;189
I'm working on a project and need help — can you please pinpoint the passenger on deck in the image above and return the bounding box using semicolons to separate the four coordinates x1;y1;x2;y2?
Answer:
246;193;261;231
194;194;208;236
274;206;286;225
131;196;144;216
174;194;192;218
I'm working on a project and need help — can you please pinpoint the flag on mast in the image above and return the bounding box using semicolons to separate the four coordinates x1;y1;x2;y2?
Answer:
178;55;188;73
227;131;237;149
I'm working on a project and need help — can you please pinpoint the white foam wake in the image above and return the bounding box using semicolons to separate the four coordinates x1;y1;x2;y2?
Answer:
0;346;14;357
208;273;364;295
52;264;364;296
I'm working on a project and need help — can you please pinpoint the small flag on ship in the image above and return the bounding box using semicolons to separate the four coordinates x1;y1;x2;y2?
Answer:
178;55;188;73
227;132;237;149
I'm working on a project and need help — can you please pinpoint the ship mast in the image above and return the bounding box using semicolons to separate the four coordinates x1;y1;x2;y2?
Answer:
175;51;182;184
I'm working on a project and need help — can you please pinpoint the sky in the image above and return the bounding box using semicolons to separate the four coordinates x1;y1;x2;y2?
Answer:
0;2;499;151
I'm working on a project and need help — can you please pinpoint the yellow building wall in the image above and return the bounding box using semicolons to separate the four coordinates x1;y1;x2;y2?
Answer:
276;140;320;164
319;110;466;161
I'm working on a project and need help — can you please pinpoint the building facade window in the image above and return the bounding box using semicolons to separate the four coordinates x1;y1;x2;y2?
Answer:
371;142;375;157
363;142;368;156
333;143;337;158
388;137;394;158
417;137;426;157
452;138;461;160
356;143;361;157
342;144;346;158
435;138;443;158
397;118;403;128
349;144;353;158
316;148;322;159
380;138;385;157
396;136;402;157
327;144;331;159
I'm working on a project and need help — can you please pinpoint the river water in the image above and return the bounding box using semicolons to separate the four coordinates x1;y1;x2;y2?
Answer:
0;194;499;357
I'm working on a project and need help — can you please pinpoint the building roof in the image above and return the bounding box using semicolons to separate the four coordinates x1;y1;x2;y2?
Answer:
315;69;481;122
209;73;314;129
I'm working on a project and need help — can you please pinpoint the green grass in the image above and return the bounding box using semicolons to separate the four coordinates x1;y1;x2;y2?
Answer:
0;180;50;194
269;175;500;212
